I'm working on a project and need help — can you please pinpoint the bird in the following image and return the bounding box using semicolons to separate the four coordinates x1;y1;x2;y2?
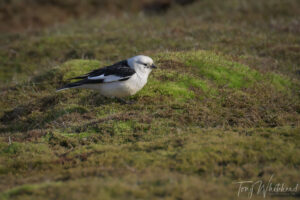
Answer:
57;55;157;99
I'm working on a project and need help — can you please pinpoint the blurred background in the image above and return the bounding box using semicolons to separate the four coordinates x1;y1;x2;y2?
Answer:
1;0;299;83
1;0;196;32
1;0;299;32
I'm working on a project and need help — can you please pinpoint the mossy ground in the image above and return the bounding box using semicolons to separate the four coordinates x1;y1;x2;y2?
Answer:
0;1;300;199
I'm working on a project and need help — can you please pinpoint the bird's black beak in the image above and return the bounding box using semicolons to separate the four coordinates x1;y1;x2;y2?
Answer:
151;64;157;69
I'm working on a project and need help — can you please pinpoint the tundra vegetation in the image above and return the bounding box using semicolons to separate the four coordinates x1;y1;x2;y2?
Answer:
0;0;299;199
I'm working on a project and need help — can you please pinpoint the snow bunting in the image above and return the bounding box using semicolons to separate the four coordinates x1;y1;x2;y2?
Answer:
57;55;156;98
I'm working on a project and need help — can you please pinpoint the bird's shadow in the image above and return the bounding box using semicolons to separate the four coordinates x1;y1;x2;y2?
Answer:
79;91;137;106
0;90;138;134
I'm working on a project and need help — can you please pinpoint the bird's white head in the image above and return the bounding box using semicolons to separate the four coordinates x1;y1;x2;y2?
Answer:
127;55;157;76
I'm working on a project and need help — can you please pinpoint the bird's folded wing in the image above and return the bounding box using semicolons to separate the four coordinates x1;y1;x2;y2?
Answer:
68;60;135;84
87;74;132;83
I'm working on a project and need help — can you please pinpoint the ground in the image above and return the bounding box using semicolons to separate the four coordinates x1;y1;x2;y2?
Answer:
0;0;299;199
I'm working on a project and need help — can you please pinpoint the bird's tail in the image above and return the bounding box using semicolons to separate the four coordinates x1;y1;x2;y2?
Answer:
56;81;83;92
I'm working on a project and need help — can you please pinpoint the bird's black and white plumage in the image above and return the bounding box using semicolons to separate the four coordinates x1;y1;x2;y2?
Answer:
57;55;157;98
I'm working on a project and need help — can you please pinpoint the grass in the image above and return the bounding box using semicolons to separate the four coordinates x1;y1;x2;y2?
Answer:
0;0;300;199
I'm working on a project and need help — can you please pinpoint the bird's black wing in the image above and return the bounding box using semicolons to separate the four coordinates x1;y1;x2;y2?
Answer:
70;60;135;81
57;60;136;90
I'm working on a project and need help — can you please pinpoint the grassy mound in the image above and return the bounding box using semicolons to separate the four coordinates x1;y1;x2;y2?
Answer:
0;50;299;199
1;50;298;132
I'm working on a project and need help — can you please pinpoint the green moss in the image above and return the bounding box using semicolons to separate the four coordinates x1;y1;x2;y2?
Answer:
0;143;21;154
268;72;293;91
138;68;211;100
59;59;102;80
161;51;261;88
0;142;55;174
0;182;62;199
96;105;121;118
63;131;93;139
183;76;209;91
113;121;134;135
155;50;295;94
158;82;195;100
65;105;88;114
0;142;50;156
